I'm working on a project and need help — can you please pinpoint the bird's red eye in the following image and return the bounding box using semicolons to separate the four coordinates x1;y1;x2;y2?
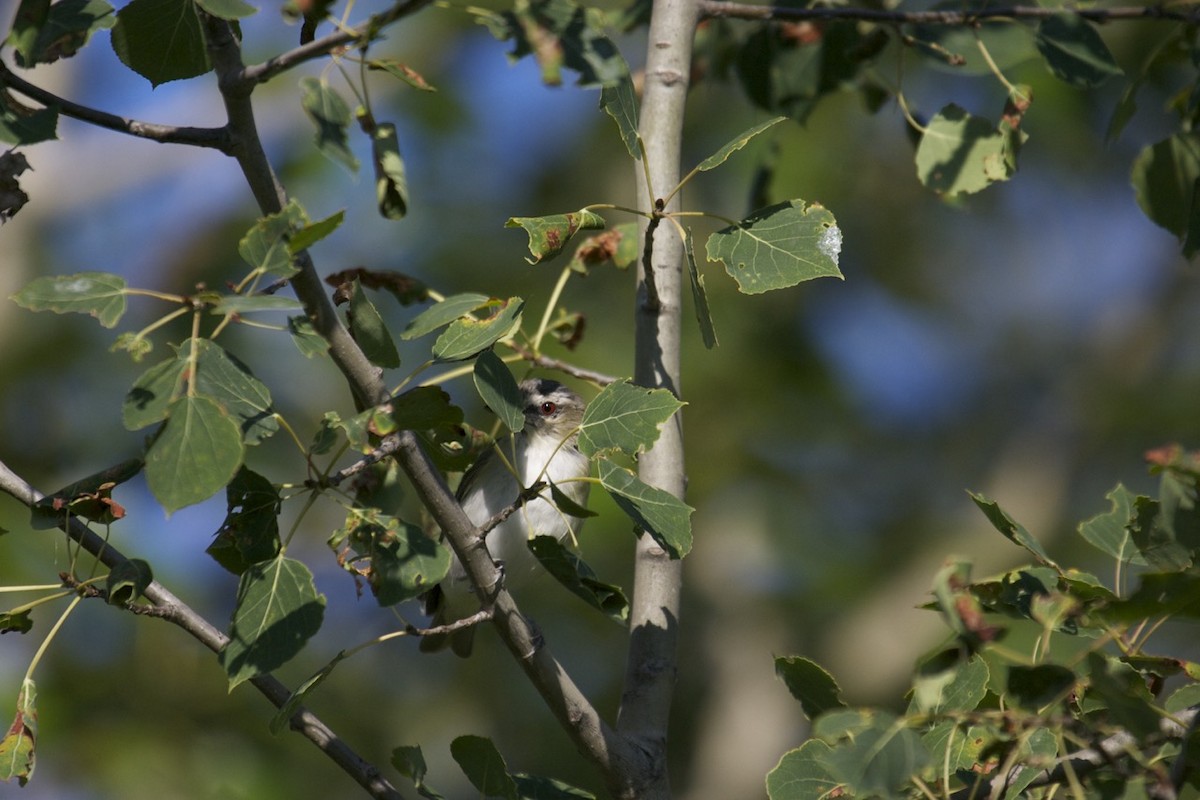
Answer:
540;401;557;416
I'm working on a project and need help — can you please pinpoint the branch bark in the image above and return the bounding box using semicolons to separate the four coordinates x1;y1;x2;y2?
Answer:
618;0;699;796
698;1;1200;23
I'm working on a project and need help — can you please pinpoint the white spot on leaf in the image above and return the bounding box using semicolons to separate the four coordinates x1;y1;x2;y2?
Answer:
817;224;842;265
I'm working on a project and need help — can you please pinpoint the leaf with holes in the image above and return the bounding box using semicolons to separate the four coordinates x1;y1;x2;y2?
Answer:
300;76;358;173
507;211;605;264
706;200;842;295
433;297;524;362
0;679;37;786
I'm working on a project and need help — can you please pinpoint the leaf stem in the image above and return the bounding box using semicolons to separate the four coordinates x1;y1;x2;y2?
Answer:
531;265;574;353
23;594;83;683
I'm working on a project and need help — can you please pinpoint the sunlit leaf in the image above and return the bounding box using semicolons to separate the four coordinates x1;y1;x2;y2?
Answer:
219;555;326;689
368;59;437;91
683;228;717;348
507;211;605;265
110;0;210;86
11;271;126;328
529;535;628;624
239;200;305;277
11;0;116;67
145;395;244;514
1078;484;1146;565
766;739;837;800
348;279;400;368
480;0;626;88
916;104;1020;197
705;200;842;295
774;656;846;720
474;349;525;433
450;735;519;800
299;76;358;173
816;712;930;797
567;223;638;274
401;293;490;340
577;380;682;457
433;297;524;362
1034;15;1122;88
598;459;692;558
212;296;304;314
371;122;408;219
342;509;451;606
289;209;344;254
0;679;37;786
969;491;1058;568
695;116;785;172
600;73;640;159
909;653;989;714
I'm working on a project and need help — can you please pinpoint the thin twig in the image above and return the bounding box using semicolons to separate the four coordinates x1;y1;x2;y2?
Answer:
508;343;620;386
698;1;1200;24
406;607;493;638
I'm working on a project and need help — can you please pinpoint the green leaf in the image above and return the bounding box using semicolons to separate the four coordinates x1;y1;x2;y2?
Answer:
506;211;606;265
145;395;245;514
815;712;929;798
696;116;786;172
774;656;846;720
577;380;683;458
401;293;490;340
11;0;116;67
370;122;408;220
368;59;438;92
512;774;596;799
0;678;37;786
1078;484;1148;565
299;76;359;173
529;535;628;624
392;745;447;800
683;228;717;348
31;457;142;529
124;354;186;430
194;0;256;19
765;739;837;800
191;339;278;444
566;222;639;274
239;200;305;277
344;510;451;606
598;459;692;558
348;280;400;368
450;735;519;800
269;651;347;736
377;386;465;434
212;296;304;315
1034;15;1122;89
11;271;126;328
0;611;33;634
433;297;524;362
969;491;1059;568
106;558;153;605
288;315;328;358
549;480;596;518
207;467;281;575
915;104;1019;197
218;555;326;689
481;0;626;88
1006;664;1076;710
705;199;842;295
110;0;210;86
1165;682;1200;714
1102;572;1200;622
0;90;57;145
288;209;344;254
474;349;525;433
909;653;989;714
1131;133;1200;258
1086;652;1159;737
599;73;640;159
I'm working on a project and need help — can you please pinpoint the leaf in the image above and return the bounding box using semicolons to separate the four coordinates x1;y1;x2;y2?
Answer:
11;0;116;67
218;555;327;689
683;228;718;348
578;381;683;458
474;349;525;433
348;279;400;368
815;712;929;798
31;457;141;529
481;0;626;88
1034;15;1122;88
566;223;638;274
529;535;628;624
106;558;153;605
598;459;692;558
433;297;524;362
344;510;451;606
145;395;245;514
288;315;328;358
11;271;126;328
506;211;606;265
110;0;210;87
774;656;846;720
392;745;447;800
288;209;344;254
239;200;305;277
1131;133;1200;258
269;651;347;736
1165;682;1200;714
909;653;989;714
766;739;837;800
1006;664;1076;710
969;491;1059;568
1078;484;1147;565
0;151;32;220
1086;652;1159;737
371;122;408;219
368;59;438;92
915;104;1019;197
376;386;465;434
511;774;596;799
212;296;304;314
599;73;640;159
450;735;519;800
194;0;256;19
696;116;786;172
705;200;842;295
0;679;37;786
401;293;490;340
299;76;359;173
0;611;33;635
207;467;281;576
0;90;57;145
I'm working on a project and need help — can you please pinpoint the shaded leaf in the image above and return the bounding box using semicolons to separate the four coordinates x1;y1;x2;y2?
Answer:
269;651;347;735
106;558;152;605
0;90;57;146
1034;15;1122;88
1006;664;1076;710
598;459;692;558
474;349;525;433
375;386;464;434
705;199;842;295
567;223;638;274
1086;652;1159;737
288;315;329;358
909;652;989;714
145;395;244;514
1132;133;1200;259
31;457;141;529
0;151;32;220
450;735;518;800
1078;484;1146;564
529;535;628;624
289;209;345;254
343;510;451;606
299;76;358;173
507;211;606;265
0;611;33;635
194;0;256;19
207;467;281;575
433;297;524;362
696;116;785;172
577;380;683;457
684;227;718;348
512;774;596;799
7;0;51;66
815;712;929;797
599;73;640;159
392;744;447;800
774;656;846;720
401;293;490;340
110;0;210;86
212;296;303;315
326;267;428;306
480;0;626;88
969;491;1058;568
12;0;115;67
915;104;1021;197
370;122;408;219
368;59;437;91
348;279;400;368
765;739;837;800
219;555;327;689
0;679;36;786
11;271;126;328
239;200;305;277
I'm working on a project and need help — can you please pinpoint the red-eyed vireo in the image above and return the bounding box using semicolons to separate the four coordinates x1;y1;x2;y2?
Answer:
420;378;590;656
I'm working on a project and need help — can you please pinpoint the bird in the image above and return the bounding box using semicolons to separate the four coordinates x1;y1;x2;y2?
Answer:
420;377;590;656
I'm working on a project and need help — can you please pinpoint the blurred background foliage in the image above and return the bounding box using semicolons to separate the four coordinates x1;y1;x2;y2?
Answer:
1;2;1199;799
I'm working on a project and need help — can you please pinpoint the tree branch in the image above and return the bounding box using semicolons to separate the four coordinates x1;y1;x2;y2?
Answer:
0;459;404;800
0;60;233;152
508;342;619;386
698;1;1200;24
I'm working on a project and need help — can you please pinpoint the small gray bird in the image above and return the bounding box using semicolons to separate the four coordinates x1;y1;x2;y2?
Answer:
420;378;590;656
